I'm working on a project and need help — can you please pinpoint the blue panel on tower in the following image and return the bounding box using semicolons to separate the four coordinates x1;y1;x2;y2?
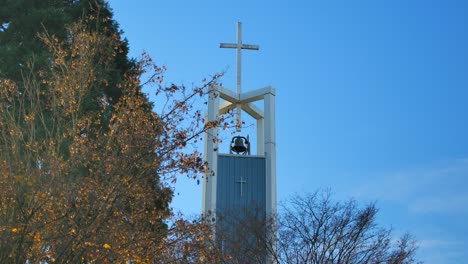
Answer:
216;154;266;213
216;154;267;262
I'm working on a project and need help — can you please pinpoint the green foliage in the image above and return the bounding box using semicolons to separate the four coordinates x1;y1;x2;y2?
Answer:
0;0;133;103
0;1;181;262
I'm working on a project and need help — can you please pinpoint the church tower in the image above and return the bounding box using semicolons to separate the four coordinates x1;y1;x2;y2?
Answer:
202;22;276;261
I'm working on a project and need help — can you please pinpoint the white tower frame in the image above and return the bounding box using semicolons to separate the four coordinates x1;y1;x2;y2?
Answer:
202;84;277;220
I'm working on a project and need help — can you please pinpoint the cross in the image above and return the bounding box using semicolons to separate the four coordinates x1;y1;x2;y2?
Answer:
221;238;226;252
220;22;259;131
235;176;247;197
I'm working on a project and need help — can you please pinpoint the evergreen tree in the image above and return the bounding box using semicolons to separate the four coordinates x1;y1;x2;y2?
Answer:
1;2;172;262
0;0;133;103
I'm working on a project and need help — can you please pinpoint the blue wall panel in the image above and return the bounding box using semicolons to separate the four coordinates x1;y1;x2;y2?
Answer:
216;154;266;213
216;154;267;263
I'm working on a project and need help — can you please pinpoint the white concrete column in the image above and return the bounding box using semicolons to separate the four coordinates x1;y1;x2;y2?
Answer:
264;92;276;216
203;85;219;219
257;118;264;155
264;91;277;264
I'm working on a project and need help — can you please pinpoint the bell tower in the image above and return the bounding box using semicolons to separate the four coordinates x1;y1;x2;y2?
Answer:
202;22;276;261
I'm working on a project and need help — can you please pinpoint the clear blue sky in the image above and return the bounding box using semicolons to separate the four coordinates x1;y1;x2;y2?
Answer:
108;1;468;263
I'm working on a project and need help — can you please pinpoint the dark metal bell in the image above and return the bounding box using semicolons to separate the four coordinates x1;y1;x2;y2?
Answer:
230;136;250;155
232;137;247;153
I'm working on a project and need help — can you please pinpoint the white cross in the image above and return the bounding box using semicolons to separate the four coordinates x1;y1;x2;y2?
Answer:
220;22;259;131
221;238;226;252
235;176;247;197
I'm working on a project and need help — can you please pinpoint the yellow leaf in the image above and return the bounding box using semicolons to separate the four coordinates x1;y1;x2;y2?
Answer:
11;227;19;233
103;243;111;249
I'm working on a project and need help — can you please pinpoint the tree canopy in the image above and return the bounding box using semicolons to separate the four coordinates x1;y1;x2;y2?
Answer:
0;1;221;262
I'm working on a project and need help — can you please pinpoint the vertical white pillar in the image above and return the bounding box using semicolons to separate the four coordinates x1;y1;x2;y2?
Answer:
264;90;277;263
264;91;277;263
264;92;276;216
203;85;219;219
236;22;242;95
257;118;264;156
236;22;242;132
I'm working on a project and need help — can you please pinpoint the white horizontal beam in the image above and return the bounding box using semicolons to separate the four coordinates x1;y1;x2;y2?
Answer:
240;86;276;104
243;103;264;120
217;85;239;103
219;101;236;115
219;43;260;50
216;85;277;105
